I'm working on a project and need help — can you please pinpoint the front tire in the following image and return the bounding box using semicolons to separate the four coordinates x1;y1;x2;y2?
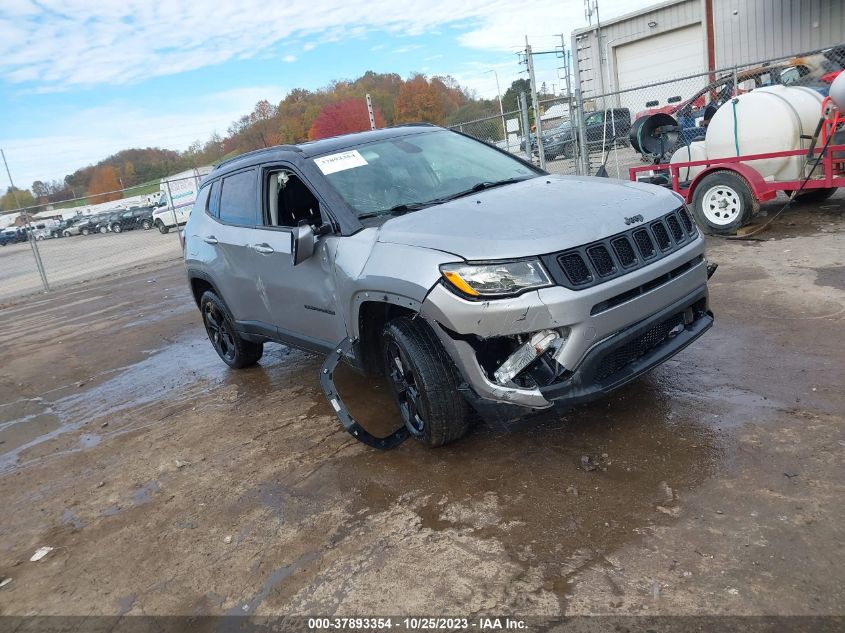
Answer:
382;317;471;447
691;171;755;235
200;291;263;368
156;220;170;234
562;142;575;159
63;231;71;237
141;219;152;230
112;224;122;233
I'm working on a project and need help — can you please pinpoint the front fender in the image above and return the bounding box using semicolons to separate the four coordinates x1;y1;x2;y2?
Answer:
334;235;459;340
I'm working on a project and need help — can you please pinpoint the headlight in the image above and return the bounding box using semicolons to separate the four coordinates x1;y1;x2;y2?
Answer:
440;260;552;298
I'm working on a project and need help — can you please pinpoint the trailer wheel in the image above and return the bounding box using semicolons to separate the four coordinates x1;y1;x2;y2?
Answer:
382;317;471;447
692;171;754;235
783;187;837;204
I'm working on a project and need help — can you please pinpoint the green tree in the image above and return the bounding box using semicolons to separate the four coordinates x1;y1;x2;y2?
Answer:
501;78;531;114
0;186;37;212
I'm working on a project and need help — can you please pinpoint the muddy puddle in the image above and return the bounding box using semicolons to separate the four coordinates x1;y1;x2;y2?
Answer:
0;332;308;471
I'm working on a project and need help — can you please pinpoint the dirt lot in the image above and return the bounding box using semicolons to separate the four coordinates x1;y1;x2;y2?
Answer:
0;195;843;619
0;229;183;303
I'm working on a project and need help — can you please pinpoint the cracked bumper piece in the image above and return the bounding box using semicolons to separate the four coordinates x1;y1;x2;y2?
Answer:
425;280;712;423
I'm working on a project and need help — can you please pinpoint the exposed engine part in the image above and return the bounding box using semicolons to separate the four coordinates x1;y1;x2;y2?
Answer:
493;329;562;385
319;337;409;450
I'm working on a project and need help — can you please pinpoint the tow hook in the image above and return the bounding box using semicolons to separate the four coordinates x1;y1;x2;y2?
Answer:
319;337;409;450
706;261;718;279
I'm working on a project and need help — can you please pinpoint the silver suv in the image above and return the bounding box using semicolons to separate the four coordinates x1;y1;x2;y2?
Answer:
184;125;713;448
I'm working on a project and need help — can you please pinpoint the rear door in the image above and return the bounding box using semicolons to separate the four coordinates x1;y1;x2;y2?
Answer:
204;168;267;325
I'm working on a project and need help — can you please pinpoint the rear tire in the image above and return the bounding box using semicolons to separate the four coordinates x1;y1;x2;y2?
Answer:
63;231;71;237
691;170;755;235
562;142;575;159
199;291;263;369
112;224;122;233
99;226;107;234
382;317;471;447
81;227;90;235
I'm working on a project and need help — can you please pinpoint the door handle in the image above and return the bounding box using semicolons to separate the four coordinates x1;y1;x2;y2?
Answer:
203;235;218;245
252;244;275;254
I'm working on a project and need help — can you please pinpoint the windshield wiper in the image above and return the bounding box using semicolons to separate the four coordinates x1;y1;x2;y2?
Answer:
358;202;432;220
438;177;529;203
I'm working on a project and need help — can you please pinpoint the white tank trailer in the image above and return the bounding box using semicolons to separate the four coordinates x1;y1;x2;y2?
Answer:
669;86;824;182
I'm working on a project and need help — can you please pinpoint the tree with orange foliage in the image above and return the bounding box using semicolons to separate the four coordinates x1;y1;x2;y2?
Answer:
395;75;445;125
308;98;386;140
87;166;122;203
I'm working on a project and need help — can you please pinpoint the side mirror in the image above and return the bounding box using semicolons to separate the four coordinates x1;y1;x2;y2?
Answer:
292;221;315;266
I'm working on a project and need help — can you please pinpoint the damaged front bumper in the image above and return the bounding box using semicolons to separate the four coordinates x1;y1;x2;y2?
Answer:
421;246;712;422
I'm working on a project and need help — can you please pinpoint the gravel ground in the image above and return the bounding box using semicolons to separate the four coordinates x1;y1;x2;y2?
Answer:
0;195;843;620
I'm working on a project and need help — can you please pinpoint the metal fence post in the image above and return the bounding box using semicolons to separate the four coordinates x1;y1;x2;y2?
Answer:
366;94;376;130
2;148;50;292
525;39;546;171
519;92;532;161
574;88;590;175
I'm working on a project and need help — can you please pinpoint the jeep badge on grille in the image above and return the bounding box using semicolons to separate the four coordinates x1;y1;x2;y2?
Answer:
624;214;644;225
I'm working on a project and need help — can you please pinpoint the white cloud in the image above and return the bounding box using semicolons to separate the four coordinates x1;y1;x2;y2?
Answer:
1;85;287;186
283;54;298;63
0;0;643;90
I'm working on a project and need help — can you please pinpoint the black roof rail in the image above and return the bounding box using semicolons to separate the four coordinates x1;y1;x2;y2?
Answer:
388;122;438;128
212;144;302;171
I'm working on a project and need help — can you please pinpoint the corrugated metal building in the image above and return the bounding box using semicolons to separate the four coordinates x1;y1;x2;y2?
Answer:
572;0;845;109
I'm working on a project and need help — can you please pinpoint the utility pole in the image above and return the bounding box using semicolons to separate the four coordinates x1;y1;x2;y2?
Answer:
1;149;49;291
523;36;546;170
365;94;376;130
486;69;510;152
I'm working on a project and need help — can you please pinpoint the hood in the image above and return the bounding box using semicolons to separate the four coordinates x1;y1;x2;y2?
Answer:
376;175;682;260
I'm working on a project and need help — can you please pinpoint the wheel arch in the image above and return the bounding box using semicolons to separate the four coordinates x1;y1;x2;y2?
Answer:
187;269;226;309
687;162;775;205
354;298;420;375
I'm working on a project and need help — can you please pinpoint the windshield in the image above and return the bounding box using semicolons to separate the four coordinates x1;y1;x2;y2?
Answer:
316;130;538;218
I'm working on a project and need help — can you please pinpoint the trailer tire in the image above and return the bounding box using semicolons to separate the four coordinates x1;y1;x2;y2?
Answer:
382;317;471;448
784;187;837;204
156;220;170;234
692;171;754;235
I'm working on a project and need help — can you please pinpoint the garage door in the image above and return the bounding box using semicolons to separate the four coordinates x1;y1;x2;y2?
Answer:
613;24;706;115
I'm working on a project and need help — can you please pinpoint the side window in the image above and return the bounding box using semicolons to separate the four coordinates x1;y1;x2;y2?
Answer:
208;181;221;217
193;183;211;217
219;169;257;226
266;170;322;229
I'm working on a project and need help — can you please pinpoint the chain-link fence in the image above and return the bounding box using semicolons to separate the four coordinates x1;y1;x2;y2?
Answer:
450;46;842;182
0;168;210;304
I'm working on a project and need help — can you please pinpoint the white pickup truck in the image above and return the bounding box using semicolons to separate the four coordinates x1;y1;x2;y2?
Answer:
152;166;213;234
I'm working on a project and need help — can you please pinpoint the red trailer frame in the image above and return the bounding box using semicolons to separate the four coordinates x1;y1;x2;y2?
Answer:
629;97;845;215
628;143;845;205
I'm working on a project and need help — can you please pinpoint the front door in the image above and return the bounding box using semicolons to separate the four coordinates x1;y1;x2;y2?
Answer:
247;168;347;352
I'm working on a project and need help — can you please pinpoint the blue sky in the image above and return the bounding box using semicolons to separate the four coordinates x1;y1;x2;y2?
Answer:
0;0;643;188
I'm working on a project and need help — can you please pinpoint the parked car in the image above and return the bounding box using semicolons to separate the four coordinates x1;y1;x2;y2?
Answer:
184;125;713;448
541;109;631;160
0;227;27;246
71;213;111;236
779;46;845;94
60;216;91;237
109;206;155;233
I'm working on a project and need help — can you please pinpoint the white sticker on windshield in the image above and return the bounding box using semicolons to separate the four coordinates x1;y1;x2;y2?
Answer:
314;150;369;175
